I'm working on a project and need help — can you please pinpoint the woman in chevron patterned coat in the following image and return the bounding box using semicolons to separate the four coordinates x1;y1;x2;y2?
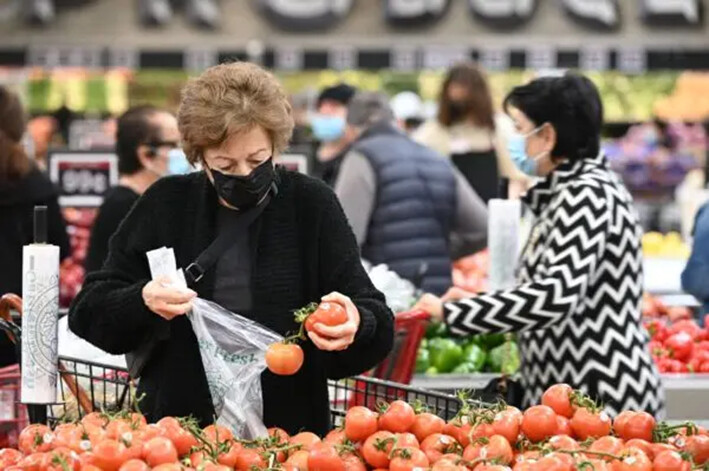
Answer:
416;73;665;417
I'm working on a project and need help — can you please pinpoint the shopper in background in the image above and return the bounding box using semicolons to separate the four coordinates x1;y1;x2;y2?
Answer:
415;62;528;202
0;85;70;367
681;203;709;324
84;105;184;273
415;73;665;417
310;83;357;186
69;63;393;435
335;91;488;296
390;90;425;134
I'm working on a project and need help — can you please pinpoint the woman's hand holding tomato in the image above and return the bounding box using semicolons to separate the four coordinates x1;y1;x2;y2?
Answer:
307;292;360;351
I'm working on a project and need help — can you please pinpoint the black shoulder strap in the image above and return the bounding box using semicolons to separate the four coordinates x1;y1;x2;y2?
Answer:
184;183;276;285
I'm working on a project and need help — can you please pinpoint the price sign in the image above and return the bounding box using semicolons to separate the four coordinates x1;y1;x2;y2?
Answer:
48;151;118;207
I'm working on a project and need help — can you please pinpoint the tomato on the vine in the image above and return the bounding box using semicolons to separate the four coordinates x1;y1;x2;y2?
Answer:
614;411;655;442
547;434;579;451
92;439;128;471
589;436;624;462
410;412;445;442
362;431;395;469
323;428;347;447
492;407;522;445
202;424;234;444
286;450;310;469
521;405;558;442
653;450;691;471
612;447;652;471
683;433;709;465
570;407;612;440
542;384;575;418
266;342;304;376
118;459;150;471
420;433;460;463
388;446;429;471
307;442;345;471
141;436;178;467
379;400;416;433
394;433;420;450
18;424;53;455
624;439;653;460
341;453;367;471
443;417;471;447
344;406;379;442
235;448;266;471
0;448;23;468
290;431;321;451
304;302;348;333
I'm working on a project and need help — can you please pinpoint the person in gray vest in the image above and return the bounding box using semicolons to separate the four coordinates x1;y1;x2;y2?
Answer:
334;92;488;295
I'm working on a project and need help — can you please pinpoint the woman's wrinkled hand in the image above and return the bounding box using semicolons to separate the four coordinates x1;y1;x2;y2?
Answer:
308;292;360;351
413;293;444;321
142;276;197;320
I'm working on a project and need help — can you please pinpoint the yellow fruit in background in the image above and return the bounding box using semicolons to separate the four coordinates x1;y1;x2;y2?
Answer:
642;232;664;257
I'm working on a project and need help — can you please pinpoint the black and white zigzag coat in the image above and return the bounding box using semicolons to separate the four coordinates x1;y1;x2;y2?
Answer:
444;154;665;417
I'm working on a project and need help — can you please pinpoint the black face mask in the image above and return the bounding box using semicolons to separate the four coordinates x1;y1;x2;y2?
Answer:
448;100;470;123
209;158;275;210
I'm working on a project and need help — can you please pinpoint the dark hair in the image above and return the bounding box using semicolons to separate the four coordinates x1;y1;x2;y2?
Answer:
317;83;356;108
116;105;164;175
0;86;31;182
503;72;603;162
438;62;495;129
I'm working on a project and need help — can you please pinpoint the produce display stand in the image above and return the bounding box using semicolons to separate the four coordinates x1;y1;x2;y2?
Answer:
1;294;474;442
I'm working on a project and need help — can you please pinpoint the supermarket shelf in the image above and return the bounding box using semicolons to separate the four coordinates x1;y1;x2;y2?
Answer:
661;373;709;390
411;373;510;391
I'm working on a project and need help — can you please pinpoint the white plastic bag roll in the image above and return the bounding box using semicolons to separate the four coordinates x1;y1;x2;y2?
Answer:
21;244;60;404
488;199;521;292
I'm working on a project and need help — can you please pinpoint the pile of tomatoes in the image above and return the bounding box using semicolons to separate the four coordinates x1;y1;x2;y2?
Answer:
645;317;709;373
2;383;709;471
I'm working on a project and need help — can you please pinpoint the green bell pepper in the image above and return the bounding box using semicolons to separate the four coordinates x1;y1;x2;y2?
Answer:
426;321;448;339
415;347;430;374
487;339;521;374
462;343;486;372
429;338;463;373
452;362;478;374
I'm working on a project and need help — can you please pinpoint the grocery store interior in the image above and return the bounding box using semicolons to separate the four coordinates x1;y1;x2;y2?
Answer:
1;0;709;468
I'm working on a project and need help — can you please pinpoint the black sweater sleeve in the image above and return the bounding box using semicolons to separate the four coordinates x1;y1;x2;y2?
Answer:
68;186;166;354
315;187;395;379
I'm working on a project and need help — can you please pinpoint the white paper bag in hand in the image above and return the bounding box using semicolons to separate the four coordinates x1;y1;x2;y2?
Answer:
145;247;282;439
189;298;282;439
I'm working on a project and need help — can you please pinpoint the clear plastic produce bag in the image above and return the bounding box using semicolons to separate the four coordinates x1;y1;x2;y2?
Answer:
363;261;416;312
146;247;282;439
189;297;282;439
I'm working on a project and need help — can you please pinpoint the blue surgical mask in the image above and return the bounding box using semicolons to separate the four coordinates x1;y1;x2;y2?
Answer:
167;148;192;175
311;115;346;142
507;126;547;176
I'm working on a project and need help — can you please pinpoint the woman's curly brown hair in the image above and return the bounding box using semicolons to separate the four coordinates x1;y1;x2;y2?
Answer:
178;62;294;164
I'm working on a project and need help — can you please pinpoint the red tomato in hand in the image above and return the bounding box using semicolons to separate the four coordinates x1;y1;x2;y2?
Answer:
308;443;345;471
362;431;395;469
653;450;691;471
305;302;348;332
542;384;575;418
521;405;558;442
389;447;429;471
266;342;304;376
570;408;612;440
344;406;379;442
379;401;416;433
411;412;445;442
141;437;177;467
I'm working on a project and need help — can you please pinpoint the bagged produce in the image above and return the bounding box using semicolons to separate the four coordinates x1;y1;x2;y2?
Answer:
146;247;282;439
363;261;416;312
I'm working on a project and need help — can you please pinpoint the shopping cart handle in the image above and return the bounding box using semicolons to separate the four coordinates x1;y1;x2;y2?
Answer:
395;309;431;322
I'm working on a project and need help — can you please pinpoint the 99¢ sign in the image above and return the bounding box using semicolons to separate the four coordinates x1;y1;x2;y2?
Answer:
48;151;118;207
